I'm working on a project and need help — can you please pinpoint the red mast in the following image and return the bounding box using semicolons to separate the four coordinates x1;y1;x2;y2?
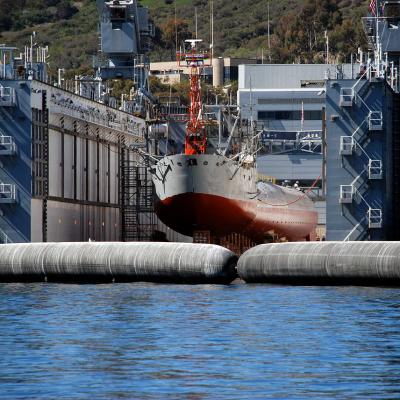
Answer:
177;39;210;155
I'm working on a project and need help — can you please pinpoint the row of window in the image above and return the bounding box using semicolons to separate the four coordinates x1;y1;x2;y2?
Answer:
258;110;323;121
258;98;324;105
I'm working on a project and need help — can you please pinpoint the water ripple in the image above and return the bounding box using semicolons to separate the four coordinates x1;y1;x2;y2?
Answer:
0;283;400;399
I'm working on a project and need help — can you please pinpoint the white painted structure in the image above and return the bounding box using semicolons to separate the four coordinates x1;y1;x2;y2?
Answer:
238;64;359;130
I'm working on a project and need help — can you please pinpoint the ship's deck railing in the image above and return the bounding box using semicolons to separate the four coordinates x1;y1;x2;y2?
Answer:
257;174;276;185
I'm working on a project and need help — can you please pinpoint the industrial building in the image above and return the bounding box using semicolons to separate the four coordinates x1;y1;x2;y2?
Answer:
236;2;400;242
0;66;147;243
1;0;399;245
150;57;257;87
0;1;188;244
324;3;400;241
325;77;398;240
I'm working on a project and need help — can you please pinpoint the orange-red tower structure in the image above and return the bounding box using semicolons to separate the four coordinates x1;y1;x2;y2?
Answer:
177;39;210;155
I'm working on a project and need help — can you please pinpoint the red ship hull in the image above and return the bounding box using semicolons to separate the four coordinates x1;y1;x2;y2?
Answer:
156;192;318;243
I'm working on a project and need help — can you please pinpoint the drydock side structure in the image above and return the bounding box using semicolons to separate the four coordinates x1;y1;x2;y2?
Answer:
0;0;169;244
325;1;400;241
0;73;156;243
151;40;318;245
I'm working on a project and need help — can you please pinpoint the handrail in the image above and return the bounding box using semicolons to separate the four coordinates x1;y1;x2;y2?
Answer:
354;91;373;113
0;183;16;199
351;119;367;138
353;138;374;160
351;64;372;92
354;187;372;210
0;227;12;244
343;216;366;242
350;169;365;187
0;135;16;152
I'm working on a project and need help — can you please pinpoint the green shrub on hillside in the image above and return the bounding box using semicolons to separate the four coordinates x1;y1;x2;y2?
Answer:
0;0;370;79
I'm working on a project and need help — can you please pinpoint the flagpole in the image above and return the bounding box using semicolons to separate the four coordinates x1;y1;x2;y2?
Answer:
376;0;380;76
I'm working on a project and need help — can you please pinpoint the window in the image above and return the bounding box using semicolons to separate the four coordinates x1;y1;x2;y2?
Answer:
258;110;322;121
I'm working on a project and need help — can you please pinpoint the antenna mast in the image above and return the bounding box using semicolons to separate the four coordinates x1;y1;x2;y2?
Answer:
267;1;271;62
195;7;198;39
177;39;210;155
210;0;214;61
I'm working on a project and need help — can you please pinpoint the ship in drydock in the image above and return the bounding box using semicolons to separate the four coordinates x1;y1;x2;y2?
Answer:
150;39;318;243
152;154;317;242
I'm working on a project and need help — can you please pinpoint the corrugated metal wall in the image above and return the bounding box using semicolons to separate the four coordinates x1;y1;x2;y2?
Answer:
0;79;147;243
239;64;359;90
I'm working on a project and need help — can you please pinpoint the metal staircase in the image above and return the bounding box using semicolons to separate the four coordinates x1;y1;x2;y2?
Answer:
339;70;384;240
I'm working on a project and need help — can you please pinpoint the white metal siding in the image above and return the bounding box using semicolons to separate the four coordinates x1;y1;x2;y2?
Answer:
257;154;323;180
48;130;62;197
64;134;74;199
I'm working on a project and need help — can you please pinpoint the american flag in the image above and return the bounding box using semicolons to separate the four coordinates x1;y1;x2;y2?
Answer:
370;0;377;16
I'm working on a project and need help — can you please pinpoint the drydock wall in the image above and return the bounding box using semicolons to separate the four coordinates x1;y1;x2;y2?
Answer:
325;79;395;241
0;80;33;242
0;79;146;243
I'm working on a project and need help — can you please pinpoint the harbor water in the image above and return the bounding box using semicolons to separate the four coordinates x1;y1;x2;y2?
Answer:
1;282;400;399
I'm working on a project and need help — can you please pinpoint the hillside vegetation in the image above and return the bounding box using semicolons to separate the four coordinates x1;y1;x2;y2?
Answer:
0;0;369;77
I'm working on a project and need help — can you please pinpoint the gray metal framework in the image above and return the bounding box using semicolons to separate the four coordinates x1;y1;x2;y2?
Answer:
95;0;155;114
119;147;156;242
339;74;384;240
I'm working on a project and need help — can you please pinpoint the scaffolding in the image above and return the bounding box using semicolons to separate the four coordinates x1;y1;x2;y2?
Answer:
119;147;156;242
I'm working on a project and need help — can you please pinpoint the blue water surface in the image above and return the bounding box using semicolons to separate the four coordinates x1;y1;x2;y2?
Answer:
0;282;400;399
